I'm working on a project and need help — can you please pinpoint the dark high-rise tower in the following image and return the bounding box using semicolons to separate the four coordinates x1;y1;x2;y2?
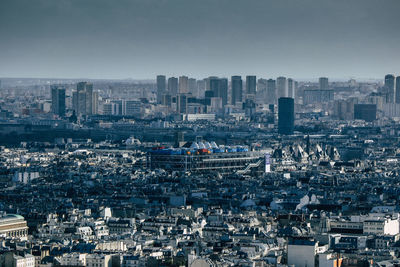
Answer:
73;82;94;116
85;83;93;115
385;74;395;103
219;78;228;106
177;94;188;114
75;82;86;115
396;76;400;104
266;79;276;104
210;77;228;106
51;85;66;117
209;77;220;97
156;75;166;103
319;77;329;90
246;75;256;95
231;76;243;105
278;97;294;135
354;104;377;122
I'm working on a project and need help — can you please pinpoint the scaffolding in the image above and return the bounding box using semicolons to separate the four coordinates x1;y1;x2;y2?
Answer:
147;151;264;174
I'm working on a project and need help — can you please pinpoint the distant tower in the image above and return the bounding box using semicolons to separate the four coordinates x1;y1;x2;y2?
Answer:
188;78;197;96
246;75;256;95
51;85;66;117
179;76;189;94
266;79;276;104
73;82;93;116
168;77;178;96
277;77;288;98
219;78;228;106
77;90;86;115
278;97;294;135
196;79;206;98
177;94;188;114
210;77;228;106
319;77;329;90
288;78;295;99
384;74;395;103
209;77;220;98
156;75;166;103
85;83;93;115
257;78;267;95
231;76;243;105
396;76;400;104
92;91;99;114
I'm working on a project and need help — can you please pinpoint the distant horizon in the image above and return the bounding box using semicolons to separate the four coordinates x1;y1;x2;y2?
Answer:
1;0;399;80
0;75;387;83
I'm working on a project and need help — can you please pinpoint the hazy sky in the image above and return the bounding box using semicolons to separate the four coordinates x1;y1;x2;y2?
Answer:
0;0;399;80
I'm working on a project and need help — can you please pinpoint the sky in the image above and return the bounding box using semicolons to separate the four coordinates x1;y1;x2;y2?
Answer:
0;0;399;80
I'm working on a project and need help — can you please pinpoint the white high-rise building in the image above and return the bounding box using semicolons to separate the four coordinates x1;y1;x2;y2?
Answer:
288;78;296;99
179;76;189;94
277;76;288;98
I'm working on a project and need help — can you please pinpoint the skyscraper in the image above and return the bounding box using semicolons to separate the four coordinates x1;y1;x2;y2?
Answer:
206;76;218;91
319;77;329;90
179;76;189;94
51;85;66;117
77;90;87;115
74;82;93;116
92;91;99;115
209;77;220;97
231;76;243;105
278;97;294;135
168;77;178;96
210;77;228;106
85;83;93;115
246;75;256;95
156;75;166;103
287;78;295;99
277;77;288;98
266;79;276;104
188;78;197;96
220;78;228;106
385;74;395;103
196;79;206;98
396;76;400;104
256;78;267;104
177;94;188;114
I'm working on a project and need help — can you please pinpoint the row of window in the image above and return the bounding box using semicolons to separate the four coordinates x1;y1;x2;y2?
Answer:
6;229;28;237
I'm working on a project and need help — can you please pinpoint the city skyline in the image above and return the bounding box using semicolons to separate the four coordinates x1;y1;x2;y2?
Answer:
3;0;400;265
1;0;399;79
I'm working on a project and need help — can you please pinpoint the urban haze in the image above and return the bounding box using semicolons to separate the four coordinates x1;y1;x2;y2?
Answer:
1;0;400;79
